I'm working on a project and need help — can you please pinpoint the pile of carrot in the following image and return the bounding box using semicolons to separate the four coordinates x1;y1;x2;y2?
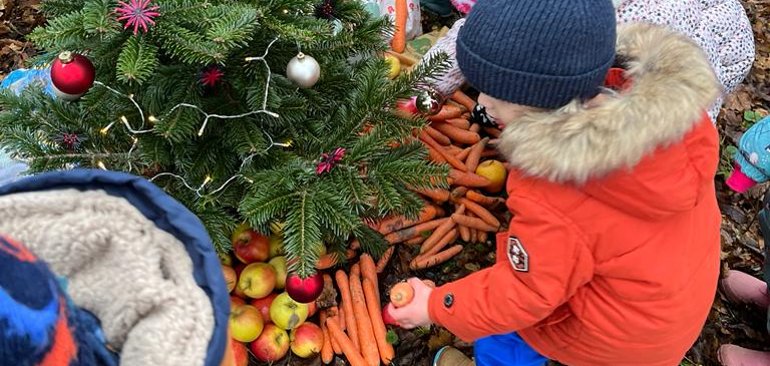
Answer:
364;89;507;272
321;254;394;365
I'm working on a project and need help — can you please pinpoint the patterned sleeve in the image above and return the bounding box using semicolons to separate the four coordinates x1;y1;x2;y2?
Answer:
422;18;467;98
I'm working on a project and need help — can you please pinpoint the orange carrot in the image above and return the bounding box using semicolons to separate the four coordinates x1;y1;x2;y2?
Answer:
451;90;476;112
470;227;478;243
327;317;367;366
459;198;501;228
481;149;499;158
404;236;426;245
419;132;468;171
320;310;334;364
451;213;499;232
446;99;466;112
383;218;449;244
450;186;468;202
363;278;395;364
433;123;481;145
428;104;464;122
317;252;342;270
359;254;379;303
376;246;396;273
445;118;471;130
479;230;489;243
483;127;502;138
420;216;456;254
391;0;407;53
449;169;491;187
390;282;414;307
466;190;505;207
336;270;360;352
412;186;450;203
426;126;451;145
465;138;488;172
351;263;360;277
378;205;440;234
425;228;458;256
426;146;447;163
455;147;471;161
444;144;463;155
469;124;481;133
337;305;346;330
410;245;464;270
349;275;380;366
459;224;471;242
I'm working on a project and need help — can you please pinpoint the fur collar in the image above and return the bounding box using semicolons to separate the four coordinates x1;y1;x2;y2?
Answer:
496;23;721;184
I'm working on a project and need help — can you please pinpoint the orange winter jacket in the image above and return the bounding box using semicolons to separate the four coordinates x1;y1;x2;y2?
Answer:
427;24;722;366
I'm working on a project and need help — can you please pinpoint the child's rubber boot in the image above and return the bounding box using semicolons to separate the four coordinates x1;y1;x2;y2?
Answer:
721;270;770;308
434;346;475;366
719;344;770;366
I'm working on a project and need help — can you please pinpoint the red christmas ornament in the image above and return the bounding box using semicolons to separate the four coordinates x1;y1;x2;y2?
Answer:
50;51;95;101
285;272;324;303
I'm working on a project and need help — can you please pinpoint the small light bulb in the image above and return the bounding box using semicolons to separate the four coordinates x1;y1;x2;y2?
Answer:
97;161;107;170
148;115;158;123
283;8;289;13
203;175;213;186
120;115;129;124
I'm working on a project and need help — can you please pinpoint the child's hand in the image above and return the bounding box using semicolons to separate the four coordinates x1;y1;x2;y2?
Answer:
386;277;433;328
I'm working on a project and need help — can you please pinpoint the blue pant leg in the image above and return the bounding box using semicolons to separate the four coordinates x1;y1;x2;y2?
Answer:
474;333;547;366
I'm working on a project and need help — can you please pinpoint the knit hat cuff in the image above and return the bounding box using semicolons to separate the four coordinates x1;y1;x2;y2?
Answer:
727;164;757;193
456;38;614;109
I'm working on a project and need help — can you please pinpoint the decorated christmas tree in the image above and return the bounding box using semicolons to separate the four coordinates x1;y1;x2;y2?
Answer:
0;0;448;276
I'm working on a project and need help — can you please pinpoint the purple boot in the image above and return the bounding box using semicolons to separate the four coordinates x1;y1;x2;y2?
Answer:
721;270;770;308
719;344;770;366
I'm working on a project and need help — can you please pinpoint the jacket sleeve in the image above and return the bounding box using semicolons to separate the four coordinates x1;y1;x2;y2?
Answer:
427;195;594;341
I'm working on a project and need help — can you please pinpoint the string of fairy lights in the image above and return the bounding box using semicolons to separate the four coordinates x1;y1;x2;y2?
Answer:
89;37;290;198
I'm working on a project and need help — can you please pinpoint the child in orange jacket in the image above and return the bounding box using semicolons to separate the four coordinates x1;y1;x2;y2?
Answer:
388;0;723;365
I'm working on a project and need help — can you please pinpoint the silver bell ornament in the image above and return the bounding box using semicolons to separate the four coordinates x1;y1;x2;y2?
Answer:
287;52;321;88
415;88;444;115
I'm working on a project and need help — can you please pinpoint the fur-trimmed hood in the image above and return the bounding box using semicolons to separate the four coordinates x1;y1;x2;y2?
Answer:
497;23;720;185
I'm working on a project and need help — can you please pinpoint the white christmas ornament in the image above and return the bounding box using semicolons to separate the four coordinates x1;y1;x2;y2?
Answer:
286;53;321;88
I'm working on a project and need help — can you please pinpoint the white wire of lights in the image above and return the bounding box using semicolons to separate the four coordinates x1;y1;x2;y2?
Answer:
90;37;287;197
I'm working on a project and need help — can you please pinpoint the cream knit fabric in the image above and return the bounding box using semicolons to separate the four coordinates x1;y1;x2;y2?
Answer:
0;189;214;366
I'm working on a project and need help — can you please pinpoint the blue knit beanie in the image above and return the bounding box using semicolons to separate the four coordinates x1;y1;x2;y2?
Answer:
456;0;617;109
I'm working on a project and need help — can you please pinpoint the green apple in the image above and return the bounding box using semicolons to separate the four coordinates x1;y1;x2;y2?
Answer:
268;234;284;258
270;292;308;330
269;256;288;290
230;304;264;342
237;263;276;299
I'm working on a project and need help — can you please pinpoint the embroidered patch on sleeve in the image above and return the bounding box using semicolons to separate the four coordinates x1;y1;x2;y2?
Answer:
507;237;529;272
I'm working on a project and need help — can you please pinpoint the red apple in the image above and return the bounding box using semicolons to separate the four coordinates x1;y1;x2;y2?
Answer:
251;324;290;362
229;338;249;366
286;272;324;304
237;263;276;299
307;301;318;318
251;293;278;324
232;225;269;263
229;304;264;342
230;295;246;308
290;323;324;358
222;265;236;293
